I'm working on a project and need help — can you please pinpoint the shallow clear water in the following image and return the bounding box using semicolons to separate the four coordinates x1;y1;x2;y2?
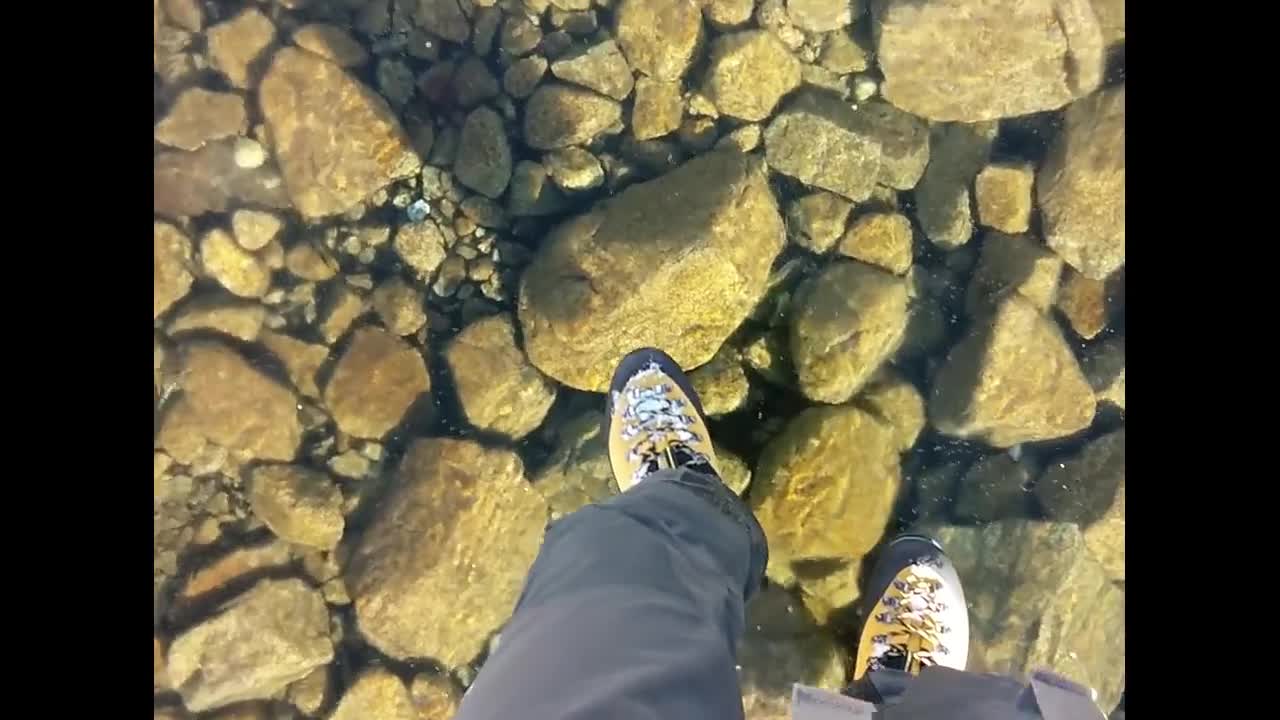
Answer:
154;1;1125;717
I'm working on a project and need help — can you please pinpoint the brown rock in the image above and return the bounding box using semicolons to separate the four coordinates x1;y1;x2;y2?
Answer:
508;161;569;216
820;28;870;74
915;121;999;248
702;30;801;122
259;330;329;399
519;150;785;391
836;212;913;275
231;210;284;251
631;77;684;140
157;342;301;463
523;83;624;150
1036;429;1125;580
859;370;925;452
787;0;857;32
930;294;1095;447
324;327;429;439
738;586;849;718
954;453;1035;522
207;8;276;89
533;410;617;520
859;101;931;190
284;243;338;282
293;24;369;67
764;90;881;202
503;55;546;99
933;521;1125;712
320;286;368;345
177;540;294;605
201;229;271;299
791;261;910;404
544;147;605;191
796;558;863;626
410;674;460;720
1056;268;1108;339
1082;335;1124;411
168;296;267;342
249;464;345;550
155;88;247;151
716;123;763;152
260;48;421;219
455;107;512;199
1039;85;1126;279
453;57;500;108
787;191;854;253
965;232;1063;316
689;346;750;416
330;669;416;720
716;444;753;496
372;277;427;336
875;0;1103;121
413;0;470;43
153;141;290;219
500;14;542;57
154;221;194;319
752;405;900;582
615;0;703;81
168;579;332;712
286;667;329;716
705;0;756;29
162;0;203;31
975;162;1035;233
550;39;635;101
394;220;448;279
445;313;557;439
1093;0;1125;48
348;438;547;667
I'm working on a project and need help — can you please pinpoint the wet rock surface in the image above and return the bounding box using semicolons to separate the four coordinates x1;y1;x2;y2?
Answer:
523;83;624;150
167;578;332;712
703;31;801;122
445;313;557;438
519;150;784;391
324;327;429;440
348;438;547;668
260;48;421;219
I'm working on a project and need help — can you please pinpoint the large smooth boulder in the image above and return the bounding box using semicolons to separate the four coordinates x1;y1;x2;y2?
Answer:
519;150;785;391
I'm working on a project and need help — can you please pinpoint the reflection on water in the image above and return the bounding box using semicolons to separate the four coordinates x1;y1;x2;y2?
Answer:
154;0;1125;717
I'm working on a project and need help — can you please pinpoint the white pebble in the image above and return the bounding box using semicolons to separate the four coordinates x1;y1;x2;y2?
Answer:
233;137;267;169
853;75;879;102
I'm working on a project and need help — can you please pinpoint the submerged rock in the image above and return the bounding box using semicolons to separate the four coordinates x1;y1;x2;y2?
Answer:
930;294;1095;447
157;342;302;464
550;39;634;101
858;370;925;452
689;346;750;416
914;121;998;248
330;669;416;720
1039;85;1126;279
154;141;290;219
738;586;848;719
324;327;429;440
292;24;369;67
791;261;910;404
702;30;801;122
615;0;703;81
975;162;1035;234
154;221;194;319
836;212;913;275
260;48;421;219
167;579;332;712
523;84;624;150
154;88;247;151
632;78;683;140
519;150;785;391
455;107;512;199
167;296;267;342
348;438;547;668
787;191;854;253
207;8;276;89
533;410;617;520
954;453;1035;522
764;91;881;201
1056;268;1109;339
965;232;1063;316
201;229;271;299
249;464;344;550
1036;428;1125;580
752;405;900;583
933;521;1125;713
875;0;1104;121
445;313;557;439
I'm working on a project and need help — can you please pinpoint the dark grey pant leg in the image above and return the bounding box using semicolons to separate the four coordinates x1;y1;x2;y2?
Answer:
455;467;768;720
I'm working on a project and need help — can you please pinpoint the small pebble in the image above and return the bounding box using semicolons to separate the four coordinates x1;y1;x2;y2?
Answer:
853;75;878;102
407;198;431;223
359;442;384;461
346;274;374;290
468;257;496;281
454;215;477;237
233;137;266;168
455;244;479;260
341;235;362;255
357;247;377;264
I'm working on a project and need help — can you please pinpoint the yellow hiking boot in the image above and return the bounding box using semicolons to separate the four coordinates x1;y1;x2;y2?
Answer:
853;533;970;681
606;348;721;492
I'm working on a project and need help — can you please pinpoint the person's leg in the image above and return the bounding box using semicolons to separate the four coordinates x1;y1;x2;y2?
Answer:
454;467;767;720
